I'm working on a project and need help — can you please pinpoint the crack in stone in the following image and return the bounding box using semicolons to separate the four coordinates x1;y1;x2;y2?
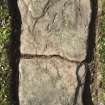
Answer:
31;0;62;33
21;54;81;64
32;0;52;33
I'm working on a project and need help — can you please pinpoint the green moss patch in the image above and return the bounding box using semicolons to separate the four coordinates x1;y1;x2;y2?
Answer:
98;0;105;103
0;1;11;105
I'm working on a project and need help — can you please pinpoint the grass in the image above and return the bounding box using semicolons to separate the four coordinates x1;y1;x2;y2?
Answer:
0;1;11;105
98;0;105;103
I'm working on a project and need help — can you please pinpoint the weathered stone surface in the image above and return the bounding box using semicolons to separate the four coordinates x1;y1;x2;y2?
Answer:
19;58;85;105
18;0;91;105
19;0;91;61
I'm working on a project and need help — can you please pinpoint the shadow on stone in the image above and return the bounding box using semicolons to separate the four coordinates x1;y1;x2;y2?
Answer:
74;0;98;105
7;0;21;105
82;0;98;105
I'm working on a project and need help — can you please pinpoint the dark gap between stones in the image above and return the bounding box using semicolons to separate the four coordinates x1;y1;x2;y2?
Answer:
74;0;98;105
7;0;21;105
82;0;98;105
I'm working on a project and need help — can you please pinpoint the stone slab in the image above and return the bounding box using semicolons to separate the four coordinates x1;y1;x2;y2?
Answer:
18;0;91;105
19;58;85;105
18;0;91;61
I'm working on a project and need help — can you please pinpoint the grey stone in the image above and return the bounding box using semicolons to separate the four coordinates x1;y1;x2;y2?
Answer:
19;58;85;105
18;0;91;105
18;0;91;61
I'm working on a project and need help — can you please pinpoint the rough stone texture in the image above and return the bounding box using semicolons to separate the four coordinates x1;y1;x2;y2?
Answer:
18;0;91;105
19;58;85;105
